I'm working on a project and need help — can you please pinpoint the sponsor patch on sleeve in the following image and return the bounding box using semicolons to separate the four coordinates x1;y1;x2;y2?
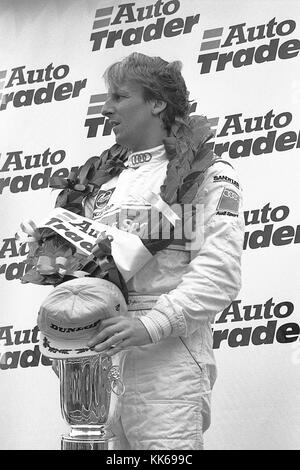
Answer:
216;187;240;215
213;175;239;189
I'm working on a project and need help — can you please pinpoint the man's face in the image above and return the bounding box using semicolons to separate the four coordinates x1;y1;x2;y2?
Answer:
102;80;158;151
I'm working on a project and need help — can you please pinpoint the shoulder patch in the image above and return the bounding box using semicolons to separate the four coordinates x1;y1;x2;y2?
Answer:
216;187;240;214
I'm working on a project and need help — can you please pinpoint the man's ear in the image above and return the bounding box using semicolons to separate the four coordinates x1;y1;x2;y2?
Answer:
151;99;167;116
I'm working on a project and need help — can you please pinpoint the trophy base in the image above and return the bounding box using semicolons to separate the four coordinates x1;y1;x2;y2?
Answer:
61;434;119;450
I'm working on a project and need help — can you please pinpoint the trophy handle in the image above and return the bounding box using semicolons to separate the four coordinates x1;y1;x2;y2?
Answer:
108;365;126;396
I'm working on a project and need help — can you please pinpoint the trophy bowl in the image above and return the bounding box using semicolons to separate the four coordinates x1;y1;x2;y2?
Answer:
58;351;127;450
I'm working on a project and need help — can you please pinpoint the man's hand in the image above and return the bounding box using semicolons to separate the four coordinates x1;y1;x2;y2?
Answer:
87;316;152;356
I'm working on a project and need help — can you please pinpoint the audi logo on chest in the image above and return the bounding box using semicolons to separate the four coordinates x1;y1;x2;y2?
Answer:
130;153;152;166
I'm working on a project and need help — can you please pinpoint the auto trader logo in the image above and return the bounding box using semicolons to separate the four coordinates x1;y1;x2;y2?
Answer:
206;109;300;158
90;1;200;51
197;17;300;74
0;63;87;111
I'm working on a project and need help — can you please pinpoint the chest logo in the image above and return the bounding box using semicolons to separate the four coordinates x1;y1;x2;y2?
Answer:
129;152;152;167
94;188;115;208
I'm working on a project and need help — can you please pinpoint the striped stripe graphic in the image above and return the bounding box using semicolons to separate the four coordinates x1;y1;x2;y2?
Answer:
0;70;7;90
93;17;111;29
87;94;107;115
95;6;113;18
93;6;113;30
203;27;223;39
89;93;107;104
200;39;221;51
87;105;104;115
0;93;9;108
200;27;223;51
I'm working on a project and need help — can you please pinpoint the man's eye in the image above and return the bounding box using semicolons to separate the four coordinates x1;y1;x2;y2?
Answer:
113;94;122;101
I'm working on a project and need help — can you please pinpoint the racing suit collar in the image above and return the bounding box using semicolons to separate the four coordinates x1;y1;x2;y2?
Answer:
125;145;166;169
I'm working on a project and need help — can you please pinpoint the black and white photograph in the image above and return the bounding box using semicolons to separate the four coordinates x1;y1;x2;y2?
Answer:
0;0;299;453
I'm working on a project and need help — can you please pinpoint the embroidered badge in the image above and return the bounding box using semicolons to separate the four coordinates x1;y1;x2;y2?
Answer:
94;188;115;208
216;187;240;215
93;188;115;220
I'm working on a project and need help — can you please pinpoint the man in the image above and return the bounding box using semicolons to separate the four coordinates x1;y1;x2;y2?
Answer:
58;52;244;450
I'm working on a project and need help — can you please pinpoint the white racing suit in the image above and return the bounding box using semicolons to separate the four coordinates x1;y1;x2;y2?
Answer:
85;144;245;450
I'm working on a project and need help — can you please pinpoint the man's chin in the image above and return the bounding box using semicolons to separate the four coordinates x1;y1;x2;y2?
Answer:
114;133;128;148
112;129;134;150
114;134;122;145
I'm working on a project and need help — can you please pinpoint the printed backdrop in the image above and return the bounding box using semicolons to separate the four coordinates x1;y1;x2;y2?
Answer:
0;0;299;450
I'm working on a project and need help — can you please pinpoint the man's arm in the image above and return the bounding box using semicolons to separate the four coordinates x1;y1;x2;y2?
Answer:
139;160;245;341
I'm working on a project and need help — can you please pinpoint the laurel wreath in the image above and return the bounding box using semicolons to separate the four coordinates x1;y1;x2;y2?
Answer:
51;114;214;213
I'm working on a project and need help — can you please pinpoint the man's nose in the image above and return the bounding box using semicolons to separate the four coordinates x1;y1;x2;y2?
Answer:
101;98;113;117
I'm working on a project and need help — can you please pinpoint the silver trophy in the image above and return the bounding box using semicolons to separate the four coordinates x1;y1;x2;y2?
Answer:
58;350;127;450
37;274;129;450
